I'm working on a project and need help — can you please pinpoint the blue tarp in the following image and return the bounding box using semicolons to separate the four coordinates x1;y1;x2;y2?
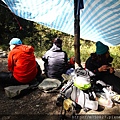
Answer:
1;0;120;46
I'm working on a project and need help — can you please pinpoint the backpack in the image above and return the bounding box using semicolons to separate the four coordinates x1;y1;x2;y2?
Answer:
57;67;99;111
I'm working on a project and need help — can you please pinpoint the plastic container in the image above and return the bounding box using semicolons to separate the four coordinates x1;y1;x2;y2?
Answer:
63;99;73;111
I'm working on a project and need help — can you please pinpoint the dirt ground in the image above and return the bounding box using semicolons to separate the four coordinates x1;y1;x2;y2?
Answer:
0;58;120;120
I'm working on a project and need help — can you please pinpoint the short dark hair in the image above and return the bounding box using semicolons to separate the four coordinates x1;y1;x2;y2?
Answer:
53;38;62;45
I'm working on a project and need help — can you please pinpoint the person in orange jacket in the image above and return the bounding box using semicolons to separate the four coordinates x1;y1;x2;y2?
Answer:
0;38;42;86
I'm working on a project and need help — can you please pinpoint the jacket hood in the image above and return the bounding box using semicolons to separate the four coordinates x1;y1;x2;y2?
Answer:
50;44;62;52
15;45;34;53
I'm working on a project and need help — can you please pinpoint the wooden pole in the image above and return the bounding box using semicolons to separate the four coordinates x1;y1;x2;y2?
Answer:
74;0;81;68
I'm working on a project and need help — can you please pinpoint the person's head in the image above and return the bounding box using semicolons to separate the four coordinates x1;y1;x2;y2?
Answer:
95;41;113;64
9;38;22;50
53;37;62;48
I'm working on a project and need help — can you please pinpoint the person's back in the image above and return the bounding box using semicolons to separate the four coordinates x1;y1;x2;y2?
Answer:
0;38;42;87
42;38;68;80
8;44;37;83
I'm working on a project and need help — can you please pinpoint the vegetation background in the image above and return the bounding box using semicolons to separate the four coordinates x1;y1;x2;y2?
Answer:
0;1;120;68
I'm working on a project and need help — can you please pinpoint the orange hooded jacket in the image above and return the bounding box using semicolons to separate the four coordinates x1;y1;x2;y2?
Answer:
8;45;37;83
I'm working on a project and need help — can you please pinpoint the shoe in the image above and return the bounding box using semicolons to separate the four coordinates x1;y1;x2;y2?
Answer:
29;79;39;89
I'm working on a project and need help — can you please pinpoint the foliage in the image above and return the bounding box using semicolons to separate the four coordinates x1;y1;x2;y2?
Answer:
0;1;35;50
110;46;120;68
80;40;96;62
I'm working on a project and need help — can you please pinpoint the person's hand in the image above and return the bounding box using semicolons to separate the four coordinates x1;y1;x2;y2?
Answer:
98;65;109;72
109;67;114;73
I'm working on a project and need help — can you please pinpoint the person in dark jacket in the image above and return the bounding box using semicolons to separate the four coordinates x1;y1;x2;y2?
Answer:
85;41;120;94
42;37;68;80
0;38;42;86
